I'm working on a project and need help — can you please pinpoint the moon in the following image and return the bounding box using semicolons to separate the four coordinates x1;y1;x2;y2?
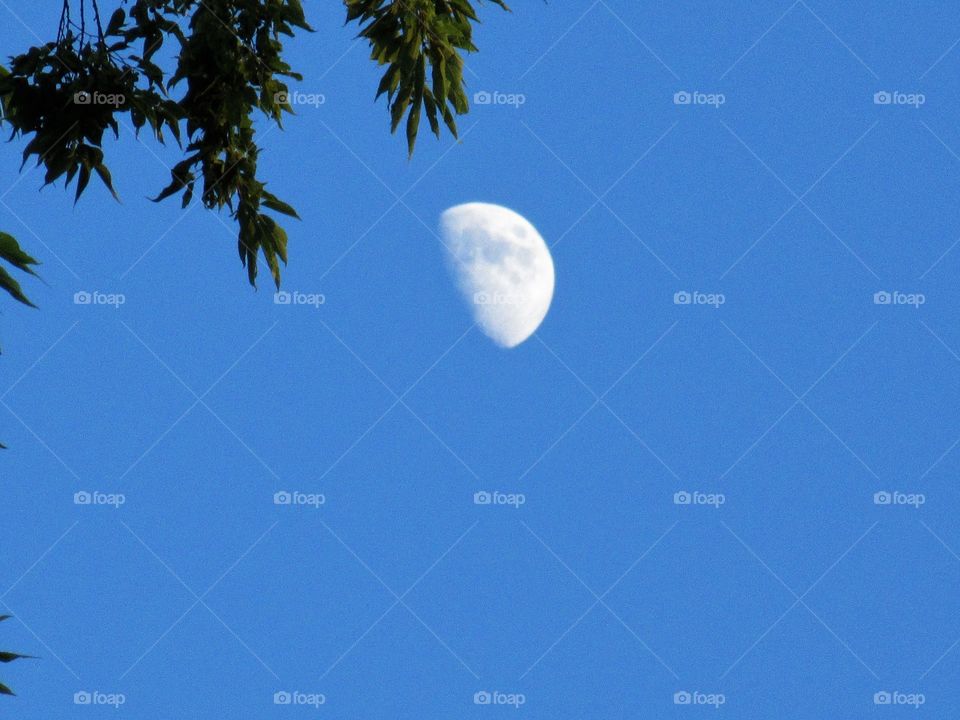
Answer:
439;203;555;348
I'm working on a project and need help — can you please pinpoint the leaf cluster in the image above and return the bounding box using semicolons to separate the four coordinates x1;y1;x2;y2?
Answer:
0;0;310;288
135;0;310;286
0;0;509;291
346;0;509;156
0;36;136;203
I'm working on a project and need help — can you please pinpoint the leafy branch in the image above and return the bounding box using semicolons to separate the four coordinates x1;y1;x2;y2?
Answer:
0;0;509;292
1;0;310;288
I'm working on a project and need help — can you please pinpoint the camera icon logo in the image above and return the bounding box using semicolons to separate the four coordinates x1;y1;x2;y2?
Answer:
74;691;92;705
474;691;492;705
74;491;92;505
274;491;292;505
474;491;492;505
874;691;892;705
673;291;692;305
674;690;692;705
673;491;691;505
874;91;892;105
473;91;492;105
74;291;92;305
873;491;892;505
73;91;92;105
274;691;292;705
274;291;292;305
674;91;692;105
873;291;891;305
473;292;491;305
274;91;290;105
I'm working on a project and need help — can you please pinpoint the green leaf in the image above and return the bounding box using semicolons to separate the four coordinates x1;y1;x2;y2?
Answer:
0;233;39;276
261;193;300;219
0;652;33;663
93;164;119;202
74;164;91;205
273;222;289;265
423;89;440;137
0;266;36;307
376;65;400;99
406;54;425;156
106;8;126;36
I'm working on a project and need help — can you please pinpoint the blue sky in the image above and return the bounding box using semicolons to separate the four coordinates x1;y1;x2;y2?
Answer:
2;0;960;716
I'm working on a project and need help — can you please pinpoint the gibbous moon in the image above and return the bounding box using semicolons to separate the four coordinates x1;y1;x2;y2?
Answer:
439;203;555;348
